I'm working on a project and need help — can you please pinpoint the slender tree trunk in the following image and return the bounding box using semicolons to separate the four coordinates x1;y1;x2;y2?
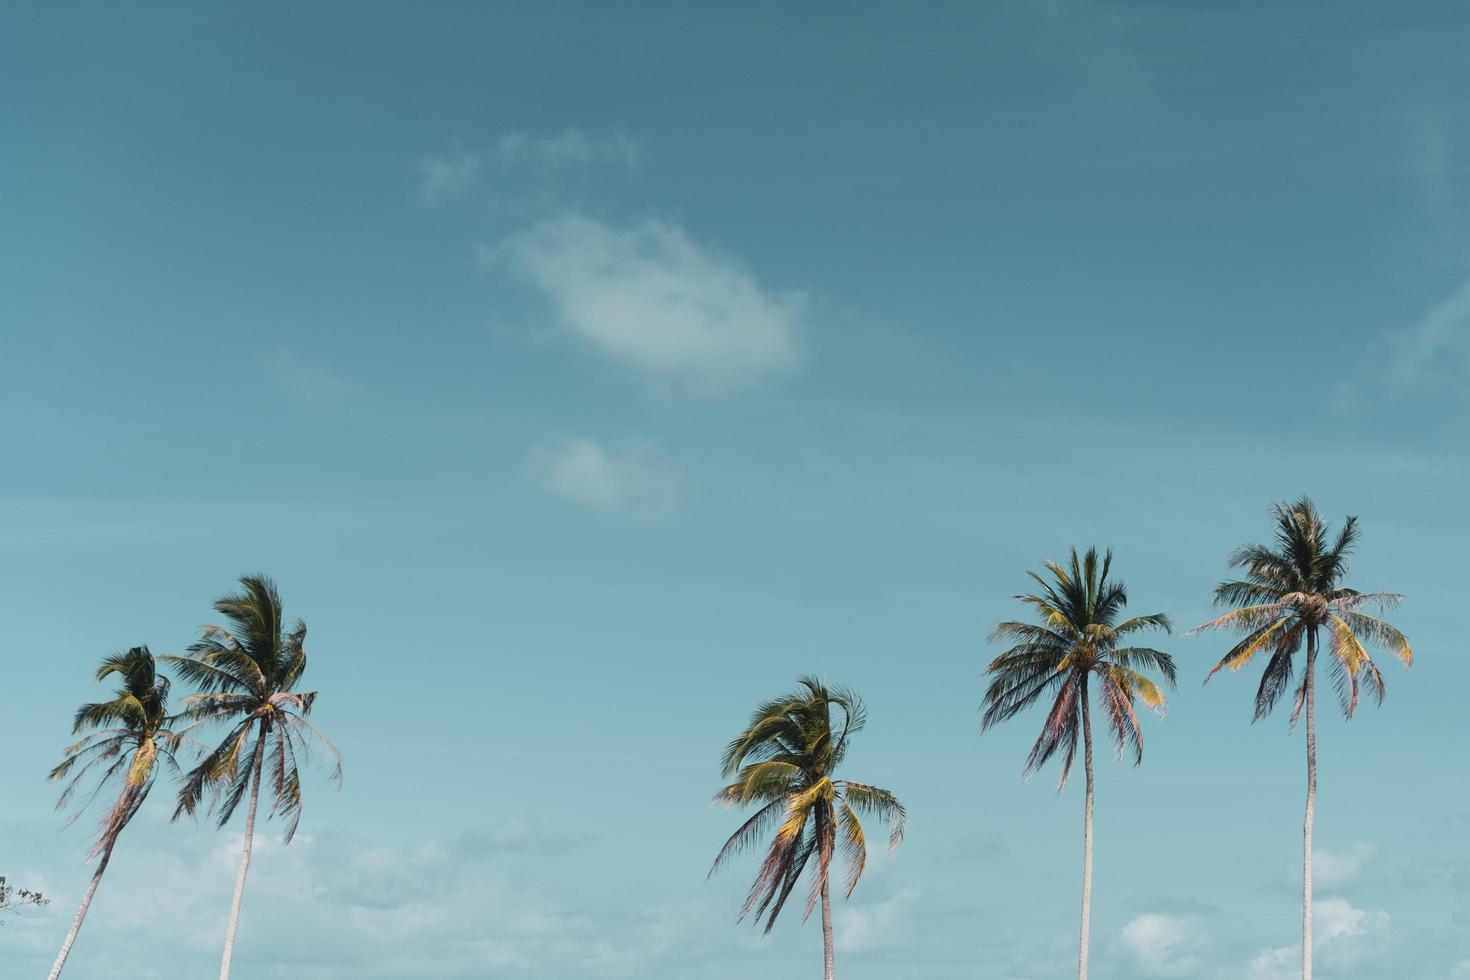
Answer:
1078;678;1094;980
1303;630;1317;980
46;842;114;980
821;873;834;980
220;725;267;980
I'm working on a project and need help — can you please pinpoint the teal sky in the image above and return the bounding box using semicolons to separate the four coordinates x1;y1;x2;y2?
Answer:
3;3;1469;978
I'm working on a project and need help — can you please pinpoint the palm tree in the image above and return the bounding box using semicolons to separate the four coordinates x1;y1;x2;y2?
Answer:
46;646;185;979
981;547;1176;980
162;574;341;980
1189;497;1410;980
709;677;905;980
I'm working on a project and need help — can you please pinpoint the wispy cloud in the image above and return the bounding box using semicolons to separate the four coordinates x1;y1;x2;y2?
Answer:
1312;841;1375;889
1120;913;1202;978
1393;277;1470;383
501;216;803;397
524;435;684;514
833;886;919;954
417;129;644;205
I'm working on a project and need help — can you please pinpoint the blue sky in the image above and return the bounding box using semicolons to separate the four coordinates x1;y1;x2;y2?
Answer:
2;2;1468;977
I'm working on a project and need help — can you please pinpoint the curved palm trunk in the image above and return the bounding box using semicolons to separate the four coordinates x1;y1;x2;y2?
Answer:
46;842;114;980
1078;682;1094;980
820;875;834;980
220;725;267;980
1303;631;1317;980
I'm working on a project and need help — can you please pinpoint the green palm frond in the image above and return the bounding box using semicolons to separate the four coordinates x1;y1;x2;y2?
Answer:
1193;498;1411;721
983;548;1174;789
711;678;903;935
52;647;183;857
169;576;339;839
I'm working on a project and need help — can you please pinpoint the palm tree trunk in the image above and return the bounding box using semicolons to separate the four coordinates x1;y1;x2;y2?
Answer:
821;874;835;980
46;841;113;980
1078;679;1094;980
219;726;267;980
1303;630;1317;980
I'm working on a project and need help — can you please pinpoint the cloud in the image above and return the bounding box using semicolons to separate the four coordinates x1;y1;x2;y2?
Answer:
1314;897;1385;947
524;435;684;513
1313;841;1375;889
417;130;643;205
1393;277;1470;383
12;822;692;980
1247;944;1298;980
502;216;803;396
1244;898;1389;979
491;129;645;175
1120;913;1201;978
833;886;919;954
417;140;482;205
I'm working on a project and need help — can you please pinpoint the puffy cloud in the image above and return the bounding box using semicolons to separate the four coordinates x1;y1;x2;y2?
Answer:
503;216;802;397
1120;913;1201;977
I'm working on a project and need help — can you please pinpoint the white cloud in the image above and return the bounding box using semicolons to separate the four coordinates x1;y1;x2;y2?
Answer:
1120;913;1200;977
1451;958;1470;979
1394;277;1470;382
1313;841;1375;889
1244;898;1389;979
524;436;683;513
1314;897;1385;947
1248;943;1298;980
417;130;643;205
12;822;692;980
503;216;802;396
834;886;919;954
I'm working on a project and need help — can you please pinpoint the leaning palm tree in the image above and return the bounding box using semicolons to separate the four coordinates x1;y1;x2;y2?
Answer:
162;575;341;980
710;677;905;980
47;646;185;979
981;548;1175;980
1189;497;1410;980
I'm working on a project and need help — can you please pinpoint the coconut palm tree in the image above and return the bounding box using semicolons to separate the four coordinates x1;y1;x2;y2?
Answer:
709;677;905;980
981;547;1176;980
46;646;185;979
163;575;340;980
1189;497;1410;980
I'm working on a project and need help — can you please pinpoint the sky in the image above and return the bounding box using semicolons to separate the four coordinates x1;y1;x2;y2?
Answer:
2;2;1469;978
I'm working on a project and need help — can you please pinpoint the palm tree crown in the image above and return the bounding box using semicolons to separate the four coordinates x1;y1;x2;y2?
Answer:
1190;496;1411;720
982;548;1176;785
50;646;185;856
710;677;906;933
164;574;340;841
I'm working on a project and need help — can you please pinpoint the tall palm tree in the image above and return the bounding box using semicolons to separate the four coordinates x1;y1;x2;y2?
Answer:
46;646;185;980
981;548;1176;980
709;677;905;980
1189;497;1410;980
162;574;341;980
